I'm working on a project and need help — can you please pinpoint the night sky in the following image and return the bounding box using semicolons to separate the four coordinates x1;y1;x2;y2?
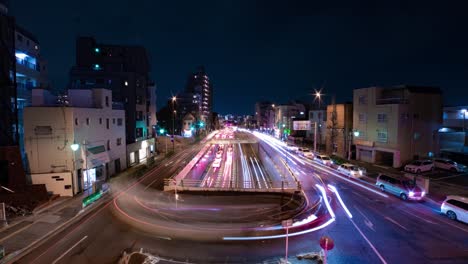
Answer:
10;0;468;115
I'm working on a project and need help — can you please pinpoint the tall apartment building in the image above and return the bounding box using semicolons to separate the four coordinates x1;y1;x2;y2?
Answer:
15;26;49;165
0;1;25;187
1;1;49;185
24;88;126;196
353;86;442;168
255;101;275;130
69;37;156;166
180;66;213;129
325;103;353;158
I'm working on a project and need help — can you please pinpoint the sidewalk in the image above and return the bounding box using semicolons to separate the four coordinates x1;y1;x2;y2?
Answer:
0;154;165;262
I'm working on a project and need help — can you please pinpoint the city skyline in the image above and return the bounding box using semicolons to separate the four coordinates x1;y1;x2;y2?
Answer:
9;0;468;115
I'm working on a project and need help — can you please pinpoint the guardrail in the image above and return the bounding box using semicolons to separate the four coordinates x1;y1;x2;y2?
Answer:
163;179;301;194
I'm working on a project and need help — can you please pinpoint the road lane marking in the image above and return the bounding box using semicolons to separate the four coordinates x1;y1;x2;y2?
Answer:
302;159;389;199
52;235;88;264
349;219;388;264
354;206;375;232
384;217;409;231
400;210;437;225
0;222;33;243
27;146;202;264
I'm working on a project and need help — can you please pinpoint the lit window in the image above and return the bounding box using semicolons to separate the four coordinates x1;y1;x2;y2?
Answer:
377;131;388;143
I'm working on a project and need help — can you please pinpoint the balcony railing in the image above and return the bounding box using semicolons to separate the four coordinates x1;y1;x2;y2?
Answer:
16;58;39;71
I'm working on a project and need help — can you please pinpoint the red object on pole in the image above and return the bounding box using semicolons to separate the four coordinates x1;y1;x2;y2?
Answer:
320;236;334;264
320;236;334;250
282;219;293;263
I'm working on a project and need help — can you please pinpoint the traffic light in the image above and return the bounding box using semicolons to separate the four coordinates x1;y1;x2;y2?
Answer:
159;128;165;134
199;121;205;128
94;47;100;53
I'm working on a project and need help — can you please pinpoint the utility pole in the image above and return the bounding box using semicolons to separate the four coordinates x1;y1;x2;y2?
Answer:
314;121;317;153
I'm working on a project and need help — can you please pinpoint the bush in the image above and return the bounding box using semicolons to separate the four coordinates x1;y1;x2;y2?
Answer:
331;155;348;165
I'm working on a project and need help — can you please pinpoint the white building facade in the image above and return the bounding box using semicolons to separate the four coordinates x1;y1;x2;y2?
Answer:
24;88;126;196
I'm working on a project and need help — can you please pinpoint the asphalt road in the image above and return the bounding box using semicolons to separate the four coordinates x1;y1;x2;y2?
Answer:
14;132;468;264
256;131;468;264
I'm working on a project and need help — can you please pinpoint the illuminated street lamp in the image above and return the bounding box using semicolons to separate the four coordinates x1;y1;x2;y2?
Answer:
70;143;79;151
314;89;323;109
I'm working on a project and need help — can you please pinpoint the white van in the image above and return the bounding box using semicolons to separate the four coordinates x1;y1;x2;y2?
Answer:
441;196;468;223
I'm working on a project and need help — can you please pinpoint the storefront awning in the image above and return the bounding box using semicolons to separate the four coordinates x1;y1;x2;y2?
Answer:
86;145;110;167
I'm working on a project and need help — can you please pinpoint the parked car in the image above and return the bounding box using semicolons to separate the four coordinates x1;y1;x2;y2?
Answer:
376;174;425;201
315;155;333;166
441;195;468;223
337;163;361;178
286;143;299;152
433;158;466;173
404;160;434;174
297;148;314;159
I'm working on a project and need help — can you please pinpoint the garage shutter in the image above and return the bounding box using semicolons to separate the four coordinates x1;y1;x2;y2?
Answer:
360;150;373;163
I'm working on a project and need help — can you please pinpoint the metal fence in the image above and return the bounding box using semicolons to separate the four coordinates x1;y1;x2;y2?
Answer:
163;179;300;193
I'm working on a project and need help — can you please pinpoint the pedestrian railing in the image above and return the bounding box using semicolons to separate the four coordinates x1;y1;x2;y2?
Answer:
163;179;301;194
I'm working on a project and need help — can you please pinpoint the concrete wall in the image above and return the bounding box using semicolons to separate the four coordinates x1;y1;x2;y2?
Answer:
31;172;73;196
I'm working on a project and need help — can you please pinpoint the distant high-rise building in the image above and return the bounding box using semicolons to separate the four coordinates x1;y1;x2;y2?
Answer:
181;66;213;129
69;37;156;167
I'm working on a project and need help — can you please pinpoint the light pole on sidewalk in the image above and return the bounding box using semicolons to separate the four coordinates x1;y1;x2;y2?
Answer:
172;96;177;152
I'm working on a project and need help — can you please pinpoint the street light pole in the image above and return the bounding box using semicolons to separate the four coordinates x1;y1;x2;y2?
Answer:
70;143;80;195
172;96;177;152
348;131;352;160
314;121;317;153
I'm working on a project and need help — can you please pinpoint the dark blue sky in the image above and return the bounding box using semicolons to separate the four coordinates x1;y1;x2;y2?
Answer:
10;0;468;115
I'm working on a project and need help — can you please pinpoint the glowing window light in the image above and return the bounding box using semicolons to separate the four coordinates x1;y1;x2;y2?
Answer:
15;52;28;59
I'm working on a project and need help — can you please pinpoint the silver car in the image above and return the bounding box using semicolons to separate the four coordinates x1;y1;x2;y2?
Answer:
376;174;425;201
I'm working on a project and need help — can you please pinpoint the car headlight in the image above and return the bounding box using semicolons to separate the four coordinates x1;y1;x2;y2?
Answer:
422;191;426;197
409;191;414;197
